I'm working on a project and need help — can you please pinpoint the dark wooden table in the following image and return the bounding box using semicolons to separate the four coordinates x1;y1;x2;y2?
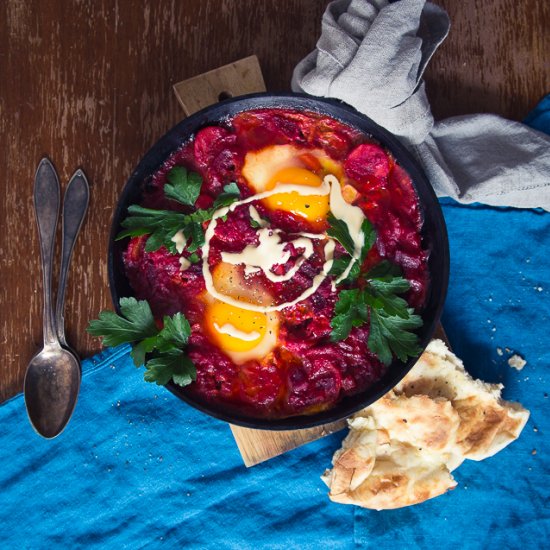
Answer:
1;0;548;402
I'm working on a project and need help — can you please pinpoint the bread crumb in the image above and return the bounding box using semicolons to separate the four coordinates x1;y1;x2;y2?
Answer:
496;348;503;356
508;355;527;370
531;449;537;455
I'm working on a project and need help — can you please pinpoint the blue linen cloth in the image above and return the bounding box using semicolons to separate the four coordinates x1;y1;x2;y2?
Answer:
1;99;549;548
355;199;550;549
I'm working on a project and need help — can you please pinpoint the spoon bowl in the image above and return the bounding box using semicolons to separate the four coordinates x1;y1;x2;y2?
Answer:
24;344;81;439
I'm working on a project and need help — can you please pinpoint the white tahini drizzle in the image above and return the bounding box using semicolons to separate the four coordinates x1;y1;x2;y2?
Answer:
221;228;318;282
249;205;268;227
171;229;187;254
213;322;261;342
179;257;191;271
201;176;363;313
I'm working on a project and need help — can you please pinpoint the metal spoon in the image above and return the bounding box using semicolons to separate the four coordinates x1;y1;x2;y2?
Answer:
24;159;89;438
55;168;90;349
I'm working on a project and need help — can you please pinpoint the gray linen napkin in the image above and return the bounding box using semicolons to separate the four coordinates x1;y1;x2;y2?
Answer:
292;0;550;210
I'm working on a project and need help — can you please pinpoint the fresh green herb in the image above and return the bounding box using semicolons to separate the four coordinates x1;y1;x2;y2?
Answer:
330;260;423;365
249;216;269;229
360;219;377;255
186;219;206;253
250;219;261;229
249;208;268;229
156;312;192;349
328;256;347;278
329;289;366;341
116;205;190;253
363;260;401;279
368;308;423;366
327;213;355;255
212;182;241;223
328;217;376;283
212;181;241;209
87;297;158;346
144;350;195;386
87;298;196;387
187;252;200;264
165;166;202;206
366;269;411;318
116;182;241;254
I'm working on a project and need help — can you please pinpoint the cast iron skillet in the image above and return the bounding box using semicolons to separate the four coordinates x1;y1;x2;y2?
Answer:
109;92;449;430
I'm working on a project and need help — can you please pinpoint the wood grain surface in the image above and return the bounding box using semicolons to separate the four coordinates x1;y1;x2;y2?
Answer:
0;0;548;402
425;0;550;120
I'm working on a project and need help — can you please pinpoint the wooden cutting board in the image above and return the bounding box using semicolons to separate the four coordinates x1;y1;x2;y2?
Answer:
172;55;447;467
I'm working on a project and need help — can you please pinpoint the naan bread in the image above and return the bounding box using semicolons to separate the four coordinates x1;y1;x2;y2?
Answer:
322;339;530;510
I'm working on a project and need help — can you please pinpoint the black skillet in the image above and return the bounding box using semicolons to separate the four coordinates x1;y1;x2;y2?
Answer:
108;92;449;430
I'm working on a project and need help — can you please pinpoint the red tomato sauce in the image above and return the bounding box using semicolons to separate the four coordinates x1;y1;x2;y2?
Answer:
123;109;429;418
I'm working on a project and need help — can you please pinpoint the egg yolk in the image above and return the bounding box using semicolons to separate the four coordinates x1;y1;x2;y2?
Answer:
211;262;273;307
263;167;329;223
206;301;268;352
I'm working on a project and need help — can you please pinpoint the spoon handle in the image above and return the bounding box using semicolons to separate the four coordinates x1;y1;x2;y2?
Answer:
55;169;90;346
34;158;61;347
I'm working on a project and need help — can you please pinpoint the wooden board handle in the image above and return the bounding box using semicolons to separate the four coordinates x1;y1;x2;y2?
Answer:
173;55;266;117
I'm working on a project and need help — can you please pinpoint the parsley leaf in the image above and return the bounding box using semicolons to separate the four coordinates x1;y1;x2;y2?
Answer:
328;217;376;284
368;308;423;365
157;312;191;350
87;299;196;387
144;350;196;386
186;221;205;253
330;260;423;366
116;182;241;254
116;205;188;253
249;209;268;229
165;166;203;206
87;297;158;347
361;218;377;254
328;256;352;279
365;260;401;279
327;213;355;255
130;335;158;367
330;289;364;341
367;275;410;318
213;182;241;209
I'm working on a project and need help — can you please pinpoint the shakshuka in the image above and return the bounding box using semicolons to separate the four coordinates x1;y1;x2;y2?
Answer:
122;108;429;418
